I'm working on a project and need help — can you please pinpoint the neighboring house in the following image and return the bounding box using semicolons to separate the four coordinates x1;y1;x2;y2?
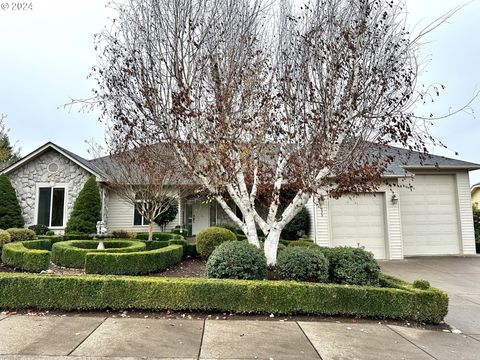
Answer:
471;182;480;208
2;141;479;260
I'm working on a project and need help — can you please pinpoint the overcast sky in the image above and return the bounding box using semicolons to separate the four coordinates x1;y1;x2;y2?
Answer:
1;0;480;183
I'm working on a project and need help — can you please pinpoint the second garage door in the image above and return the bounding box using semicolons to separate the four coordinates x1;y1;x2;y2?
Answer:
400;174;460;256
329;193;387;259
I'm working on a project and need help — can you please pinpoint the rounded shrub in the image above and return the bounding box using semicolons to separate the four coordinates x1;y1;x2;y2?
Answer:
0;229;11;246
6;228;36;242
205;241;267;280
413;279;431;290
277;247;329;282
45;230;55;236
28;224;50;235
196;226;236;258
320;247;380;286
288;240;317;248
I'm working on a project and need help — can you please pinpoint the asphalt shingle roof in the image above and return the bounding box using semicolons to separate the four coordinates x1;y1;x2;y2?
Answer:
89;143;480;182
4;141;479;183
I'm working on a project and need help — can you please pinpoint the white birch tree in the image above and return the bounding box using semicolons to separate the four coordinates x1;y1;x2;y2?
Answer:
87;0;454;264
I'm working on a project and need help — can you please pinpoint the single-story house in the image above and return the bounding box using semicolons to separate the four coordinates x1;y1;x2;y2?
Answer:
471;181;480;208
2;141;479;260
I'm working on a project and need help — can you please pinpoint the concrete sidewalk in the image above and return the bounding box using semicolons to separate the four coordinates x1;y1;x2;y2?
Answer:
0;315;479;360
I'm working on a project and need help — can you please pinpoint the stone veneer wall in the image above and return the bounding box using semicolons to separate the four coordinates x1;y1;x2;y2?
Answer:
7;149;93;227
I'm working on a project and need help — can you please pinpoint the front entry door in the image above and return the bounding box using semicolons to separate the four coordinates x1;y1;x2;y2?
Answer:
192;201;210;235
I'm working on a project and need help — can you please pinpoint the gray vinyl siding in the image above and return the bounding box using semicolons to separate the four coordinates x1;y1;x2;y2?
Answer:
106;190;181;233
456;172;477;254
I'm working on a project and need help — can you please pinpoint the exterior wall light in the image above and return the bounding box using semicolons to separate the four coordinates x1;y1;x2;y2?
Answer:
391;194;399;204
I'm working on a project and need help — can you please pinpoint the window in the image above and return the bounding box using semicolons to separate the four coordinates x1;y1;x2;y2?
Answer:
133;207;148;226
37;187;65;227
209;203;217;226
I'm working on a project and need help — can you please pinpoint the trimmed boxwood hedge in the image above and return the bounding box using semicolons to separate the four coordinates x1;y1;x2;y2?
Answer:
85;244;183;275
141;238;187;251
51;240;147;268
63;234;95;240
135;232;182;241
1;240;52;272
1;236;69;271
2;237;190;274
0;273;448;323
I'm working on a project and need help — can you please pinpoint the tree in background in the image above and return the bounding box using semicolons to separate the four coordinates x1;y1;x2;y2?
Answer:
473;205;480;253
281;207;311;240
154;199;178;231
88;0;461;264
0;174;24;229
65;177;101;234
93;145;190;241
0;114;20;170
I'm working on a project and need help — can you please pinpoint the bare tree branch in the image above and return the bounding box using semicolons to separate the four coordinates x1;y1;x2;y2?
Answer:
82;0;465;264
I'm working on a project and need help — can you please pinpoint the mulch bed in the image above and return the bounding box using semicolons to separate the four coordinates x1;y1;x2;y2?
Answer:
0;261;16;273
0;257;207;278
155;258;206;278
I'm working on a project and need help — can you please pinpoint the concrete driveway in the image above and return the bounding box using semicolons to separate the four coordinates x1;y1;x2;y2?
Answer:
380;256;480;334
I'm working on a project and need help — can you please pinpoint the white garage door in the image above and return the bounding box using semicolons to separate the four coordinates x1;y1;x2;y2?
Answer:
400;175;460;256
330;193;386;259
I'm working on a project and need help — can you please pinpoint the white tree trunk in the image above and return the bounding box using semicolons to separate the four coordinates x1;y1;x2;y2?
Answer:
243;211;260;248
148;221;154;241
264;227;282;265
263;192;312;265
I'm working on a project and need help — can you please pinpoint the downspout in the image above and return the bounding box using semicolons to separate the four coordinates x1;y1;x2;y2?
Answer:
313;198;317;244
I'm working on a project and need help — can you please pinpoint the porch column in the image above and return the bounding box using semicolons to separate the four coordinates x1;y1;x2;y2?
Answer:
177;191;183;228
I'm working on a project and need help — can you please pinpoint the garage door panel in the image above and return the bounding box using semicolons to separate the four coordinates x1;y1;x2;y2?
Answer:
333;228;383;237
330;194;386;259
400;175;460;256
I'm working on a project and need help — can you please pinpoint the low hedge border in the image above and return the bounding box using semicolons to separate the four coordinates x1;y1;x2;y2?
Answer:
1;240;52;272
0;273;448;323
1;238;191;273
85;244;183;275
135;232;184;241
51;240;147;268
142;239;188;253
